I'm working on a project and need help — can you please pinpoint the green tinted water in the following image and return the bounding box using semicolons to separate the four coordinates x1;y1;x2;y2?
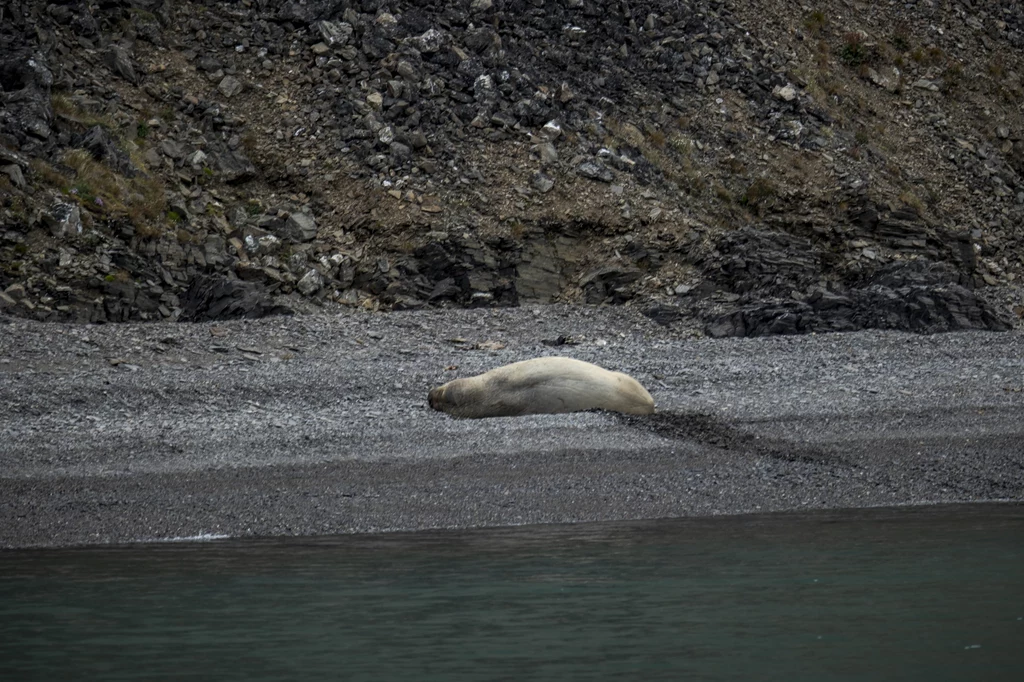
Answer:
1;504;1022;681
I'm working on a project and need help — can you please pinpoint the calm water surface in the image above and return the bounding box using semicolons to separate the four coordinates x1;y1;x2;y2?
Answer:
1;504;1022;681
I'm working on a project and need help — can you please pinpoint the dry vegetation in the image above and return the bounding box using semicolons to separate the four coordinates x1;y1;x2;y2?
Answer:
33;96;168;232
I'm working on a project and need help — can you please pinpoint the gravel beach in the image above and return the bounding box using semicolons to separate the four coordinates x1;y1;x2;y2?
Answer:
1;306;1022;549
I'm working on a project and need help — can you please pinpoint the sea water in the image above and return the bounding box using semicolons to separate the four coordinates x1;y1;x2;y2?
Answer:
1;503;1021;681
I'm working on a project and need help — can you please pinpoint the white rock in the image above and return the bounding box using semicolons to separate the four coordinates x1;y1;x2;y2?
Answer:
541;120;562;139
773;84;798;102
297;269;324;296
217;75;244;98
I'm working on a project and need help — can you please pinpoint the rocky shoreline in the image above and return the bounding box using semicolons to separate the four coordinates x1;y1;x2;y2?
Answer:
2;1;1023;548
2;306;1022;549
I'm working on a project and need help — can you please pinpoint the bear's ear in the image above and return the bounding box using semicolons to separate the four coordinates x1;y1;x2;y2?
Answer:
428;386;445;410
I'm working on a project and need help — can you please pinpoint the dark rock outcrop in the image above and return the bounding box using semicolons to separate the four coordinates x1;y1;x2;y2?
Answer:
706;260;1012;337
179;275;293;322
698;227;827;299
0;49;54;148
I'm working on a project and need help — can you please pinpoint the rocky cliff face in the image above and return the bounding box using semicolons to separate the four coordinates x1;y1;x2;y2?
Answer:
1;0;1022;335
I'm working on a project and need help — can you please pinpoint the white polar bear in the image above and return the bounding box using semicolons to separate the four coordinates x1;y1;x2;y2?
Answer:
428;356;656;419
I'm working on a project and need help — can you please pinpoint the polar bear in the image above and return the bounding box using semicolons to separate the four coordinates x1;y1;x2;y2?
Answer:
428;356;655;419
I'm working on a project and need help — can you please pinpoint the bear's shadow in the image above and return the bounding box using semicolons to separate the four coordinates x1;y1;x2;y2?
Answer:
612;410;851;466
